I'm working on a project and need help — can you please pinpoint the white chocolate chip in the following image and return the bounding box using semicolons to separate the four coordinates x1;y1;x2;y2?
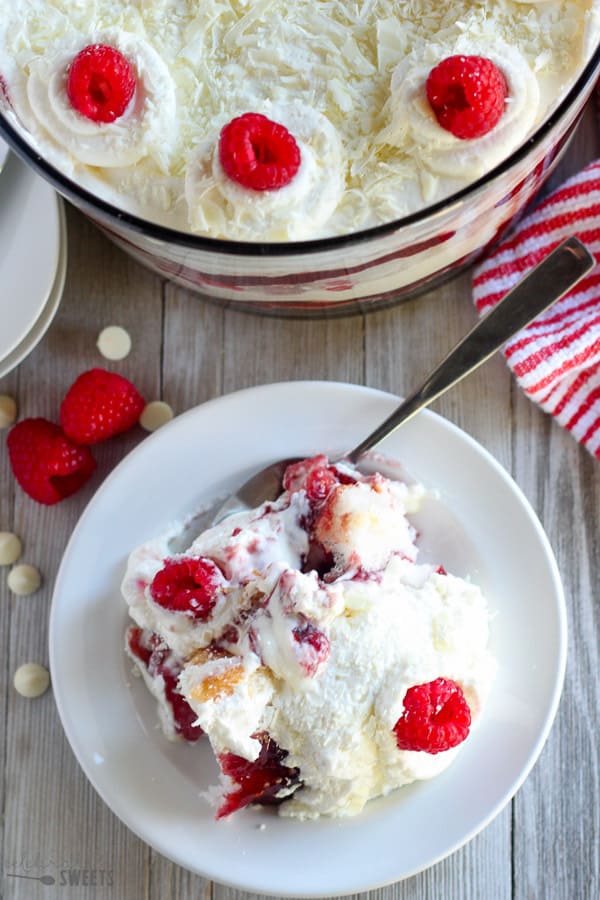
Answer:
139;401;174;432
0;394;17;428
96;325;132;361
13;663;50;698
0;532;22;566
8;563;41;596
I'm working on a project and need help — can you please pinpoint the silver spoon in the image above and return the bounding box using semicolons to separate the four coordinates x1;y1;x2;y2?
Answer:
171;236;593;551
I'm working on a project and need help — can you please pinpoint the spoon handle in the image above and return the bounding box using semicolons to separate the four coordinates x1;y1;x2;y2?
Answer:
347;236;595;463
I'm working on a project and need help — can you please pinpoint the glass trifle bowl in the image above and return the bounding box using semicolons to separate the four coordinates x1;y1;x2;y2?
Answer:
1;2;599;315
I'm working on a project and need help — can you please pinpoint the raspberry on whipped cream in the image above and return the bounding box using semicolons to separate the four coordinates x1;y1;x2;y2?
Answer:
425;56;509;140
185;100;345;241
67;44;136;124
122;456;496;820
218;113;301;191
379;36;541;181
3;26;176;170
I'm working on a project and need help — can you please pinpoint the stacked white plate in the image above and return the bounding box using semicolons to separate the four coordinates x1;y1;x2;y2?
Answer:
0;139;66;378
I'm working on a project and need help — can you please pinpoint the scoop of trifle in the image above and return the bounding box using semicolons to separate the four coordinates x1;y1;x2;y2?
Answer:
122;455;495;820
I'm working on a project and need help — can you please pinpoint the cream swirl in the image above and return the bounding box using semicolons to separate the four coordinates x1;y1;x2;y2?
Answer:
24;31;176;169
184;101;345;241
381;38;540;180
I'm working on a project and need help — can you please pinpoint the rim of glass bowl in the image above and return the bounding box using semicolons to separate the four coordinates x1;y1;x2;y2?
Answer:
1;41;599;259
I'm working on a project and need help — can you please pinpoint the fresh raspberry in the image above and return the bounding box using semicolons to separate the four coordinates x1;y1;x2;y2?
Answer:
149;557;224;619
426;56;508;140
283;455;330;493
67;44;136;123
7;418;96;505
216;733;301;818
305;467;338;503
127;627;203;742
283;455;342;500
292;621;330;676
393;677;471;754
219;113;301;191
60;368;145;445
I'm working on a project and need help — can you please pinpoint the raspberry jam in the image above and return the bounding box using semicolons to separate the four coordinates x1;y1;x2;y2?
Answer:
127;627;203;743
216;733;301;818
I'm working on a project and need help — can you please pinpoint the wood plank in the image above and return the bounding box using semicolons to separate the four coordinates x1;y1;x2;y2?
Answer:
0;366;19;900
162;285;225;411
144;282;226;899
511;393;600;900
1;206;163;900
222;308;365;392
510;87;600;900
363;272;512;900
364;267;513;465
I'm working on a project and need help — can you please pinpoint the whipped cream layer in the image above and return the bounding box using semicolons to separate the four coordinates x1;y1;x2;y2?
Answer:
0;0;598;240
122;456;496;819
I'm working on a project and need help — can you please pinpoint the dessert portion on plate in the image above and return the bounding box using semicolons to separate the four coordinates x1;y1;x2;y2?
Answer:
0;1;598;241
122;455;496;820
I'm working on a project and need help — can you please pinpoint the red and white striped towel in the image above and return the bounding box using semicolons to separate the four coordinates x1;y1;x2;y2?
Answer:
473;159;600;459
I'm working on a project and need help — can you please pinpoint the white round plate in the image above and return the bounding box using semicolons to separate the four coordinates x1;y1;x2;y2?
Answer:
50;382;566;897
0;197;66;377
0;149;62;362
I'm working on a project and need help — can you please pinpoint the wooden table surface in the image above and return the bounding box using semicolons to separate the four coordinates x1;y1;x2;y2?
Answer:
1;102;599;900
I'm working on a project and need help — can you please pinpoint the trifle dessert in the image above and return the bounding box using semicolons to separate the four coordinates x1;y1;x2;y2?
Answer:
0;1;599;242
122;455;496;819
